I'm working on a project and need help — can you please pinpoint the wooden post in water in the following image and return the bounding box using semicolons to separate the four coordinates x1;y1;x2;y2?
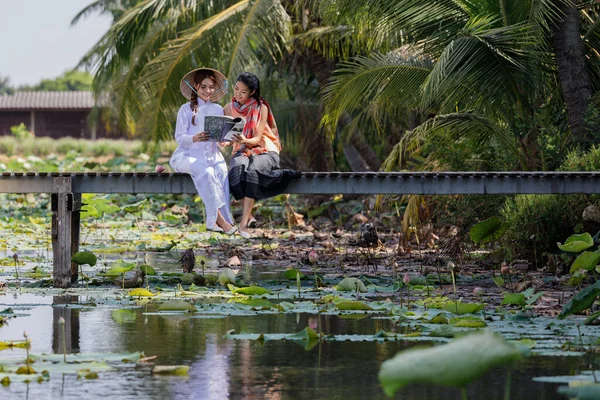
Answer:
70;193;82;284
52;177;73;288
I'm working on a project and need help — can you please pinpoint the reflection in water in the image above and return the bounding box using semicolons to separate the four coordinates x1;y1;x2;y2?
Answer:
0;294;583;399
52;296;80;354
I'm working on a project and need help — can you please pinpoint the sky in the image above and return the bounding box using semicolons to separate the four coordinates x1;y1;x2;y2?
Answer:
1;1;112;87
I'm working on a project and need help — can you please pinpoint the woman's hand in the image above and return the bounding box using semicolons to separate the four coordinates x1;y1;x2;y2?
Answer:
192;131;209;143
232;133;247;144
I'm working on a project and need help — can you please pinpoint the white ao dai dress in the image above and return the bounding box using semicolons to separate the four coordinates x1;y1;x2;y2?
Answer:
169;99;233;230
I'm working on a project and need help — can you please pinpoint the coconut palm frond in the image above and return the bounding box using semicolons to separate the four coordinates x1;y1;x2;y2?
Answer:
291;26;359;60
71;0;108;25
223;0;290;78
382;112;520;172
528;0;573;33
421;17;541;111
135;0;290;144
321;51;432;135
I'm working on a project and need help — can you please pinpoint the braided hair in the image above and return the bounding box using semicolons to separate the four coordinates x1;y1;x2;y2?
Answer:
236;72;261;102
190;69;217;125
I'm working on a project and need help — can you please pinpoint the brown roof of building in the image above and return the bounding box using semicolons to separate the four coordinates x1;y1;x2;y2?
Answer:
0;91;103;110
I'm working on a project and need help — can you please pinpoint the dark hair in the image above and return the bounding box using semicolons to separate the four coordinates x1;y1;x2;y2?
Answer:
236;72;261;102
190;69;217;125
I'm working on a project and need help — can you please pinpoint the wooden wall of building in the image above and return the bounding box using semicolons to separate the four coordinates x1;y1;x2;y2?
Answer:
0;110;121;139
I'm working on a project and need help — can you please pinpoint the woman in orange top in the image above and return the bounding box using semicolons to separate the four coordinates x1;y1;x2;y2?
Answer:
224;72;300;239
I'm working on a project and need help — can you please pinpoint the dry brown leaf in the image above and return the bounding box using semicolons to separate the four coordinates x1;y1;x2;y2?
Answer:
226;256;241;267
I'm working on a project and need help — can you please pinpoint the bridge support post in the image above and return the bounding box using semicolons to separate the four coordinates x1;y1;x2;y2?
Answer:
52;177;75;288
70;193;82;284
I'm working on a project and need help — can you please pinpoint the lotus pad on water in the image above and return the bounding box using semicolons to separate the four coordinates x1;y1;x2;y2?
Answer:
378;330;522;397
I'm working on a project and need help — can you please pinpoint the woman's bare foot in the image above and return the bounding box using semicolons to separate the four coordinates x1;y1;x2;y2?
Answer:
217;220;233;232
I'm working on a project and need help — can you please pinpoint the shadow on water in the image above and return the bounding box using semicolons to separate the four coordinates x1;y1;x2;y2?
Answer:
0;293;582;400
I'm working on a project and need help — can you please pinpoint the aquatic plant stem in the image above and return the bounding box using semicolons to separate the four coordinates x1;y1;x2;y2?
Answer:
451;268;458;314
461;387;468;400
504;369;512;400
24;331;31;370
296;272;301;299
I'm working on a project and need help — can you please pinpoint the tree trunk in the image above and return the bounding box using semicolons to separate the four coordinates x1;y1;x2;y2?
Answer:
554;3;592;146
350;130;381;170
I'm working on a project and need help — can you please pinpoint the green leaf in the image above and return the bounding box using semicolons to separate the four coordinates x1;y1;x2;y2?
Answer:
584;310;600;325
0;340;30;350
151;365;189;376
228;284;272;295
287;326;320;342
335;277;368;292
157;301;196;312
493;276;505;287
122;198;148;214
336;301;374;311
71;251;97;266
232;297;277;310
450;317;487;328
557;233;594;253
501;293;526;307
441;303;484;314
469;217;509;244
218;268;236;286
525;291;544;305
378;331;522;396
284;269;305;280
103;260;136;277
31;352;142;363
139;265;157;275
570;250;600;273
558;280;600;319
128;288;155;297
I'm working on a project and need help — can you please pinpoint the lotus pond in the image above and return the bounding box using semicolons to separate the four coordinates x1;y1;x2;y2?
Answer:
1;190;600;399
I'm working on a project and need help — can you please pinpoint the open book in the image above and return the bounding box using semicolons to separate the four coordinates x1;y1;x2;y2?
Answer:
204;115;245;142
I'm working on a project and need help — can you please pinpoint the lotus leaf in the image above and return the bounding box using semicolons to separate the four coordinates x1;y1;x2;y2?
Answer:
218;268;237;286
335;277;367;292
441;303;484;315
128;288;155;297
284;269;305;280
157;301;196;312
470;217;509;244
501;293;526;307
139;265;157;275
31;352;142;363
378;331;522;396
570;250;600;273
558;280;600;319
152;365;189;376
336;301;374;311
0;340;30;350
557;233;594;253
228;284;272;295
71;251;97;266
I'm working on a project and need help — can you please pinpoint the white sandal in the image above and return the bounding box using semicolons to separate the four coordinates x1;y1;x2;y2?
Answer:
206;226;224;233
238;229;253;239
225;225;238;236
248;217;257;228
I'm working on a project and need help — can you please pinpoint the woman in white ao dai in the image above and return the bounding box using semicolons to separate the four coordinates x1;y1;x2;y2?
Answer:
169;68;236;234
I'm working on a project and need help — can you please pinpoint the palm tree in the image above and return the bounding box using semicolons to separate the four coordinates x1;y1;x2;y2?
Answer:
75;0;291;145
71;0;145;25
319;0;580;172
74;0;391;170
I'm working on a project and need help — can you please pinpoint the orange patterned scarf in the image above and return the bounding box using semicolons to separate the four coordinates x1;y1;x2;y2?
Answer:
231;97;281;156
